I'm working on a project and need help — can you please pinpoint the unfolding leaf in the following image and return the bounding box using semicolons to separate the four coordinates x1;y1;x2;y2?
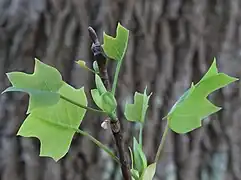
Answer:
91;89;117;114
133;137;147;175
166;59;238;133
95;74;107;95
2;58;63;113
93;61;99;73
76;60;86;68
101;92;117;113
131;169;140;180
76;60;96;74
17;82;87;161
102;22;129;61
125;88;152;123
141;163;157;180
91;89;102;109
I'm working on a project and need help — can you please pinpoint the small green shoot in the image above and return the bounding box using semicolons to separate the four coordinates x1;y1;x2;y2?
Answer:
124;88;152;123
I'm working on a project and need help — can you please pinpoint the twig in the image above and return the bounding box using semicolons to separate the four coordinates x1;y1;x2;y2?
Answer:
88;27;131;180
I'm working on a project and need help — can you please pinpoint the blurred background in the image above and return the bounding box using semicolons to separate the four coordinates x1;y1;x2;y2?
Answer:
0;0;241;180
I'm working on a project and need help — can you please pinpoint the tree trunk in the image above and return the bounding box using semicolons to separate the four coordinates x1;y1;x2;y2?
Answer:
0;0;241;180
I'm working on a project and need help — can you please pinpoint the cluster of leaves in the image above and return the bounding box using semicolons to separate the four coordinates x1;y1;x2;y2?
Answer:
1;23;238;180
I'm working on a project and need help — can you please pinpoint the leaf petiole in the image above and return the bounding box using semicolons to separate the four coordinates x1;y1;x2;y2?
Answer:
76;129;120;163
60;95;105;114
154;121;169;162
85;67;98;74
139;123;143;146
112;60;122;95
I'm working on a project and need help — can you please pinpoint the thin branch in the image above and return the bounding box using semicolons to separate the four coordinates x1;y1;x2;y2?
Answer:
88;27;131;180
154;121;169;162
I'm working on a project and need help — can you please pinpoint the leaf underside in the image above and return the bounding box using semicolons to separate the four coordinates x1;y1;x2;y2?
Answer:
2;58;63;113
18;82;87;161
2;58;89;161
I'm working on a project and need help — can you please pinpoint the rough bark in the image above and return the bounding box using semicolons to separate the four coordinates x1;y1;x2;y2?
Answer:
0;0;241;180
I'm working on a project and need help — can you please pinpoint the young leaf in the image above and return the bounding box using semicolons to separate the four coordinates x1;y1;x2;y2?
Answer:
166;59;238;133
141;163;157;180
125;88;152;123
2;58;63;113
101;92;117;113
91;89;102;109
102;22;129;61
76;60;87;68
76;60;96;74
17;82;87;161
133;137;147;175
95;74;107;94
131;169;140;180
91;89;117;114
93;61;100;73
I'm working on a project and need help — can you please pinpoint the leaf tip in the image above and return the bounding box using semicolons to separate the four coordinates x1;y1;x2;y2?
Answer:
34;58;42;65
34;57;40;61
1;87;9;94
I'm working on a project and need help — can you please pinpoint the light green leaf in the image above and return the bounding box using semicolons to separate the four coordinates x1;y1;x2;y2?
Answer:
125;88;152;123
93;61;99;73
17;82;87;161
141;163;157;180
133;137;147;175
101;92;117;113
91;89;102;109
2;58;63;113
76;60;96;74
76;60;86;68
166;59;238;133
102;22;129;61
131;169;140;180
95;74;107;95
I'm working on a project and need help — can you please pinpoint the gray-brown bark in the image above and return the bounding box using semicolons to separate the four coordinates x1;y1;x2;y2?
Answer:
0;0;241;180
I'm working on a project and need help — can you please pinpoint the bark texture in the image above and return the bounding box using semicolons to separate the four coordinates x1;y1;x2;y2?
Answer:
0;0;241;180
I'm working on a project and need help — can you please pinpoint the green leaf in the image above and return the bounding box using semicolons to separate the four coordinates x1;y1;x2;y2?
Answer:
76;60;87;68
2;58;63;113
133;137;147;175
93;61;100;73
131;169;140;180
76;60;96;74
101;92;117;113
125;88;152;123
102;22;129;61
95;74;107;95
141;163;157;180
17;82;87;161
166;59;238;133
91;89;102;109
